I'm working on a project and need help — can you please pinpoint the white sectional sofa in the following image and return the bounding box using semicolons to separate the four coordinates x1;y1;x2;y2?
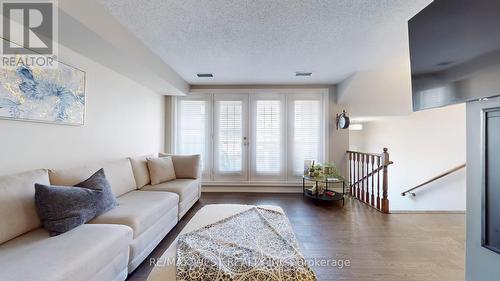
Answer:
0;154;201;281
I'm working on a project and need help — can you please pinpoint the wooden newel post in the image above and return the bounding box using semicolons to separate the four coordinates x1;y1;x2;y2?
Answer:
381;147;390;213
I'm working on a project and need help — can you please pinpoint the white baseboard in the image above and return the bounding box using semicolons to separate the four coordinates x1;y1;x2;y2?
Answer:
390;210;466;214
202;185;302;193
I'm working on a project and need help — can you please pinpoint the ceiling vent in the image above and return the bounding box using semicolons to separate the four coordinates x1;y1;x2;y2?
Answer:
197;73;213;78
295;72;312;77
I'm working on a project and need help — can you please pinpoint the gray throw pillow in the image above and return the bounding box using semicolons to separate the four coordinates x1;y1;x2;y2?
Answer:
35;169;117;236
75;168;117;214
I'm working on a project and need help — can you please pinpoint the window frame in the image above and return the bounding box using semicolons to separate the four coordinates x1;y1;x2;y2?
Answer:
249;93;287;181
286;92;327;181
212;93;249;182
173;89;329;185
173;93;212;178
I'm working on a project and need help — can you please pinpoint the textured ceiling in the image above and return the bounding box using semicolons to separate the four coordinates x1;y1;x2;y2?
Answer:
97;0;431;85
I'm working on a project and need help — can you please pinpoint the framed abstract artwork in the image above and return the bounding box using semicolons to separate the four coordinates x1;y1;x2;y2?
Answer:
0;39;86;125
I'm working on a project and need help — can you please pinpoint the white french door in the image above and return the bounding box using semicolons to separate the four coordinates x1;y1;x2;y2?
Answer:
174;91;327;184
249;94;286;181
213;94;248;181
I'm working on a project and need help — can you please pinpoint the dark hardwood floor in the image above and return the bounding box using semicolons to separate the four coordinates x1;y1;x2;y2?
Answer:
127;193;465;281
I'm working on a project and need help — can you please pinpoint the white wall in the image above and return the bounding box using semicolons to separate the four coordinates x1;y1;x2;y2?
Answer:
348;129;364;152
58;0;189;96
337;22;467;212
328;86;350;177
337;50;413;118
0;44;165;176
349;104;466;211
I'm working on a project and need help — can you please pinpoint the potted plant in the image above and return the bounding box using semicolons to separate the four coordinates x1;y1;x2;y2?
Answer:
323;162;345;181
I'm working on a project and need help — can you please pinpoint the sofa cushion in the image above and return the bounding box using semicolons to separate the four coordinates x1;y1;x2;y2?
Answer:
128;206;178;272
49;158;137;197
159;153;201;179
89;191;179;238
147;157;176;185
35;169;117;236
129;154;153;188
0;169;49;244
141;179;199;204
0;224;132;281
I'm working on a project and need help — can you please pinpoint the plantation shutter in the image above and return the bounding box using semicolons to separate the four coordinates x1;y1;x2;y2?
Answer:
217;100;243;173
177;99;207;171
291;99;322;176
255;100;282;174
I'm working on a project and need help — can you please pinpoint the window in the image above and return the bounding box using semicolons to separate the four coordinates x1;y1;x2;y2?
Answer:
249;94;287;181
174;91;326;183
217;100;243;173
177;100;206;155
255;100;281;174
292;100;322;176
175;96;210;175
287;94;325;179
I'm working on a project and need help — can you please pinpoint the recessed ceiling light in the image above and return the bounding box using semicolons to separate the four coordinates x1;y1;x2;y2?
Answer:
197;73;213;78
295;72;312;77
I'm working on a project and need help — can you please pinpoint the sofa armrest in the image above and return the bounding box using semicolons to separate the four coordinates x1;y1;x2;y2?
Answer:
159;153;201;179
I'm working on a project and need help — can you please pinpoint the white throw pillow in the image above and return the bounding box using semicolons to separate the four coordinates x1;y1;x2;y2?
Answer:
147;157;176;185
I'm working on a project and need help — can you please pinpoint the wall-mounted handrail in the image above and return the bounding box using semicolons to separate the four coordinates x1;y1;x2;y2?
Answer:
401;163;466;196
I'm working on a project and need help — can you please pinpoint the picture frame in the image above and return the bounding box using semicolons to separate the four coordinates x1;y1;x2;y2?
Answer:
0;37;86;126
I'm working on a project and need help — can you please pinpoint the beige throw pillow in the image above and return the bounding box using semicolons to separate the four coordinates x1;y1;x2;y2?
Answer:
158;153;201;179
129;154;153;188
147;157;176;185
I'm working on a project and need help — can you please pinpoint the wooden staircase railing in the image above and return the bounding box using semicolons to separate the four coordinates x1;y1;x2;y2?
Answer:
346;148;393;213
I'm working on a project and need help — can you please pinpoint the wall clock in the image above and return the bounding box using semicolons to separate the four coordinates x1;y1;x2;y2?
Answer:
336;110;350;130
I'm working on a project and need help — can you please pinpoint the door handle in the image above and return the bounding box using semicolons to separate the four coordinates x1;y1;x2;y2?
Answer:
243;137;248;146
